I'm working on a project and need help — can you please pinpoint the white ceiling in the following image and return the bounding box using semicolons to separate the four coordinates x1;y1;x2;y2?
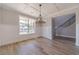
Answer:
0;3;79;18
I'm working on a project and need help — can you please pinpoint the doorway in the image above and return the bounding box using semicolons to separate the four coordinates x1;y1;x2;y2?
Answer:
52;13;76;44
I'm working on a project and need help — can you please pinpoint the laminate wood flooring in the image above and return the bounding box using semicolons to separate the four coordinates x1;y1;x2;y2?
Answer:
0;37;79;55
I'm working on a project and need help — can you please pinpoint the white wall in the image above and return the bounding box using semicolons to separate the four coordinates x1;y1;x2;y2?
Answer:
0;7;40;46
0;4;53;46
55;14;76;38
42;17;52;40
76;10;79;46
1;4;79;46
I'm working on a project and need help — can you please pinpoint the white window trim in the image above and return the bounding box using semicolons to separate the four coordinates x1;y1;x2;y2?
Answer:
19;16;36;35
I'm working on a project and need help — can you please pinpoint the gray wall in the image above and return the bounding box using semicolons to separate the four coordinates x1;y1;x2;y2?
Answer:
54;14;76;38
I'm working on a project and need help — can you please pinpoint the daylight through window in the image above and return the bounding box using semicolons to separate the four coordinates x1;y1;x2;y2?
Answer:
19;16;35;35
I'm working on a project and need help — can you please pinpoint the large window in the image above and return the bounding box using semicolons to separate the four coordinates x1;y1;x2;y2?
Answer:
19;16;35;35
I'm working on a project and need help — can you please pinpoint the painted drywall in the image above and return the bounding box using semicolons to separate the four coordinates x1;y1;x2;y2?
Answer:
0;7;40;46
56;23;76;38
54;14;76;38
49;6;79;46
42;17;52;40
76;10;79;46
0;4;79;46
41;6;78;41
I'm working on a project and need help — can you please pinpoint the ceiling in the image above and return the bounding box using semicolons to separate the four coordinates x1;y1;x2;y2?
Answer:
0;3;79;18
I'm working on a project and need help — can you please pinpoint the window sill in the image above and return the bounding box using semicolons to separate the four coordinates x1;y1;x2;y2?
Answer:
19;32;35;35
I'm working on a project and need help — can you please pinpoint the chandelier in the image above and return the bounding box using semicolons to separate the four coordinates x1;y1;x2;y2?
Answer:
36;4;46;24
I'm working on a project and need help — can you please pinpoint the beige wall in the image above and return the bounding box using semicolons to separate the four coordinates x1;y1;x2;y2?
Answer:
0;7;40;46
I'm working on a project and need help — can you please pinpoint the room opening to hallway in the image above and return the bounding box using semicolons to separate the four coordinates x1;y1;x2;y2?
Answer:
52;13;76;45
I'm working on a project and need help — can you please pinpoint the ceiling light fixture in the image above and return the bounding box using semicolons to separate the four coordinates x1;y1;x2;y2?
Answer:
36;4;46;24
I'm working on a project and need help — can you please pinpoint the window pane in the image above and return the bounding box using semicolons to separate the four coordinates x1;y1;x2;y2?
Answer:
19;16;35;35
19;16;29;34
29;18;35;33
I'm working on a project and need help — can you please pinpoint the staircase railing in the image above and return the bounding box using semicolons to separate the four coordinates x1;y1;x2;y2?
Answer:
55;15;75;30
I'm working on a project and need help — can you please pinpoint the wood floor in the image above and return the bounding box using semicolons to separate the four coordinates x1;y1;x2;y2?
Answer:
0;37;79;55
